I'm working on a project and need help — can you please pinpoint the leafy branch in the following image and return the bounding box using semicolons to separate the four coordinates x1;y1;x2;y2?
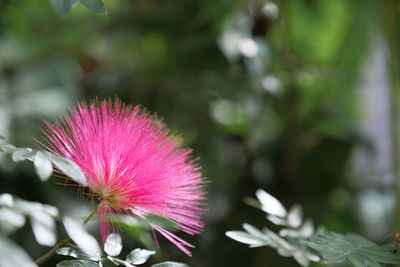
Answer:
49;0;107;16
0;135;86;185
56;232;188;267
226;189;400;267
0;135;189;266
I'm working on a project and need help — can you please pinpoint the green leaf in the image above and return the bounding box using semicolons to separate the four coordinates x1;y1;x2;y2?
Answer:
0;135;6;143
255;189;287;217
57;260;100;267
0;193;13;207
14;198;59;218
226;230;266;247
227;223;319;266
279;219;314;238
50;0;78;16
34;151;53;181
30;212;57;246
43;151;87;186
104;233;122;257
287;204;303;228
0;143;16;153
63;217;101;259
226;223;272;247
0;207;26;234
126;248;156;265
57;247;98;261
79;0;107;15
243;197;262;210
0;237;36;267
303;232;400;267
151;262;189;267
11;148;33;162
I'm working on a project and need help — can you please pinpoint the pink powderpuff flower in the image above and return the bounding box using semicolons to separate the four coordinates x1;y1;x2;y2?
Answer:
41;98;206;256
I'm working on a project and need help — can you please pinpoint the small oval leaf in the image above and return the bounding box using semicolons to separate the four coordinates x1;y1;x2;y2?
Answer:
0;237;37;267
11;148;33;162
57;260;100;267
63;217;101;259
57;247;98;261
126;248;156;265
34;151;53;181
151;262;189;267
43;151;87;186
79;0;107;14
0;193;14;207
0;144;16;153
104;233;122;256
30;213;57;246
255;189;287;217
225;231;265;246
50;0;78;16
0;208;26;234
287;205;303;228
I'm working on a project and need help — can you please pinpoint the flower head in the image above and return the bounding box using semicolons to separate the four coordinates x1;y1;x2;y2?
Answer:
42;99;206;255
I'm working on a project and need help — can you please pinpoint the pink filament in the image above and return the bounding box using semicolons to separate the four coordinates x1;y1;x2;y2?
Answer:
42;99;206;255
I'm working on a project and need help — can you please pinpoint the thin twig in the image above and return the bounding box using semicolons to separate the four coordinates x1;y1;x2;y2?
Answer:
35;205;99;265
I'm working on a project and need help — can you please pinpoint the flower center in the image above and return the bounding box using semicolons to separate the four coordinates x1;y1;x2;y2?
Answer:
92;186;125;211
105;194;124;210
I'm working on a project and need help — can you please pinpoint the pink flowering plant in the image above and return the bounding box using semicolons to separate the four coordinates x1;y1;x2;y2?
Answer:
0;99;206;267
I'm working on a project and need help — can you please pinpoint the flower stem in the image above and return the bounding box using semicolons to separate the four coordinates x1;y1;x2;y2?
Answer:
35;239;70;265
35;205;99;265
84;205;99;225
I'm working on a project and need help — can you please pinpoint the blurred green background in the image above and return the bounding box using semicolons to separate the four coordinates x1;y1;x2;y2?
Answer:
0;0;399;266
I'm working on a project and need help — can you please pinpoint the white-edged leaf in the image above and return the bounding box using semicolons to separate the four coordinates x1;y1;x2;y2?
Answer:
42;204;59;217
0;237;37;267
0;143;16;153
255;189;287;217
0;193;13;207
124;262;135;267
225;230;267;247
303;232;400;266
262;228;293;252
43;151;87;186
79;0;107;14
14;198;59;218
50;0;78;16
0;207;26;234
151;262;189;267
299;219;314;238
126;248;156;265
11;148;33;162
34;151;53;181
279;219;313;238
242;223;269;244
30;213;56;246
63;217;101;259
57;247;98;261
266;214;288;226
57;259;100;267
287;205;302;228
104;233;122;256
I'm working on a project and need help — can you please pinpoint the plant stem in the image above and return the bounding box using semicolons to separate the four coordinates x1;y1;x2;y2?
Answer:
84;205;99;225
35;205;99;265
35;239;70;265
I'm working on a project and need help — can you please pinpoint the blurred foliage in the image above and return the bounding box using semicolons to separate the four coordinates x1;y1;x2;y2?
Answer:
227;189;400;267
0;0;396;266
